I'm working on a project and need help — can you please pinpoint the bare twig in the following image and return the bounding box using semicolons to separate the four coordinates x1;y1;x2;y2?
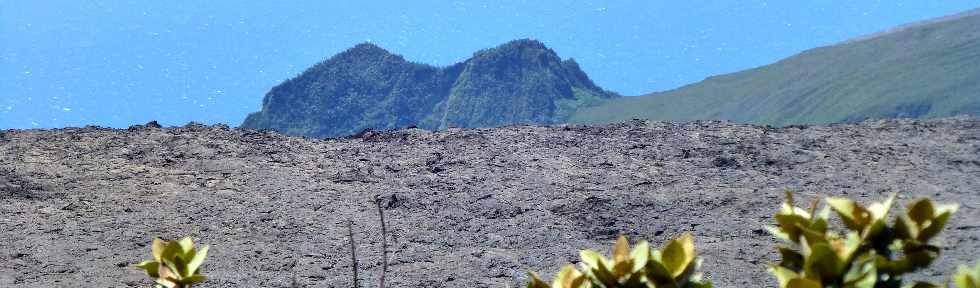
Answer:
288;260;301;288
347;220;359;288
375;195;389;288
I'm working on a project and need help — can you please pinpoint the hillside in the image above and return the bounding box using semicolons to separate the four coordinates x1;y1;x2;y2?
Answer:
241;39;616;138
2;117;979;287
572;9;980;126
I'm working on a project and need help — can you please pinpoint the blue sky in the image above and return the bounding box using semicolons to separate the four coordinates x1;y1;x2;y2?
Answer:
2;1;978;129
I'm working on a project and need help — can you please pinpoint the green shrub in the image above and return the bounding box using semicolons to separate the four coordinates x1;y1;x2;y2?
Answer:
526;234;712;288
132;237;209;288
767;192;958;288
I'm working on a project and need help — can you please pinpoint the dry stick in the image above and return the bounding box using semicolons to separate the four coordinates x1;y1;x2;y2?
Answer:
288;260;301;288
375;196;389;288
348;220;359;288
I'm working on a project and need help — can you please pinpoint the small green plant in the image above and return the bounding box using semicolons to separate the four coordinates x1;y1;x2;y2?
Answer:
132;237;209;288
767;192;958;288
527;234;712;288
954;260;980;288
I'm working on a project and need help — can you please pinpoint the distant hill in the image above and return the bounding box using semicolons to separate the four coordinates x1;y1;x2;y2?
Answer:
572;8;980;126
242;39;616;138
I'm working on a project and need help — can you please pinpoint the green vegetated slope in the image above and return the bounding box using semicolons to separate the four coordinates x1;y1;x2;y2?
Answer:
572;8;980;126
242;39;616;138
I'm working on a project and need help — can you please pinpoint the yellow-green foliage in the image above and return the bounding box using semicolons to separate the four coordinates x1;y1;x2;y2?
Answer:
955;261;980;288
527;234;712;288
767;192;958;288
132;237;209;288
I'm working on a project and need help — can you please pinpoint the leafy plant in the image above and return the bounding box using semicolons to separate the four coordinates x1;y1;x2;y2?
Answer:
954;260;980;288
527;234;712;288
767;192;958;288
132;237;210;288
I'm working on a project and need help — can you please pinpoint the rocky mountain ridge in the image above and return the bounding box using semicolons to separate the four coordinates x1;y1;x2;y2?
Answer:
242;39;616;138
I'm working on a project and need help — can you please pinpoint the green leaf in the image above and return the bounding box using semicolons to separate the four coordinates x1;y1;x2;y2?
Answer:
553;265;586;288
842;254;876;288
767;225;795;243
630;240;651;273
673;257;701;287
645;259;677;286
177;237;195;255
162;259;181;284
903;245;940;270
810;215;829;235
695;282;714;288
157;264;179;288
152;238;168;262
662;234;695;278
894;214;917;240
786;278;822;288
917;208;956;242
131;260;160;278
768;265;799;287
155;276;178;288
612;235;630;264
907;198;935;225
803;243;843;282
867;193;895;220
622;270;646;287
954;261;980;288
186;245;208;277
579;250;607;271
836;232;862;263
797;224;829;246
170;251;190;279
161;240;182;262
826;197;870;231
876;254;910;275
611;236;634;277
780;191;812;219
591;257;619;287
775;214;813;242
777;246;804;270
181;274;208;285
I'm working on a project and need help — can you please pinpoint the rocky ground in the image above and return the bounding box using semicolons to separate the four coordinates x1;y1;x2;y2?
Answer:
1;117;978;287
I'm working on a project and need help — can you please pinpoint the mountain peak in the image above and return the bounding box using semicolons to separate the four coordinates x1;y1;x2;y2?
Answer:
351;42;386;51
333;42;397;62
469;38;562;66
243;39;617;138
486;38;553;55
499;38;548;50
351;42;385;50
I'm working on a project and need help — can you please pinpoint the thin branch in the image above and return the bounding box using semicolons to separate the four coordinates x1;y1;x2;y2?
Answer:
375;196;389;288
289;259;301;288
347;220;359;288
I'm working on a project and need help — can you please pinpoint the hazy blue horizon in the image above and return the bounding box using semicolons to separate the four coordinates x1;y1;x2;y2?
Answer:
2;1;978;129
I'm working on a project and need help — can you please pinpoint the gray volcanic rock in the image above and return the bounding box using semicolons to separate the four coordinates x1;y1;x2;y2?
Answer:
1;118;979;287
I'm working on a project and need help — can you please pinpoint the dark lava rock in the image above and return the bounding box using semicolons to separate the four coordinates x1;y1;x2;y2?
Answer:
127;120;162;132
712;156;739;168
1;117;979;287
